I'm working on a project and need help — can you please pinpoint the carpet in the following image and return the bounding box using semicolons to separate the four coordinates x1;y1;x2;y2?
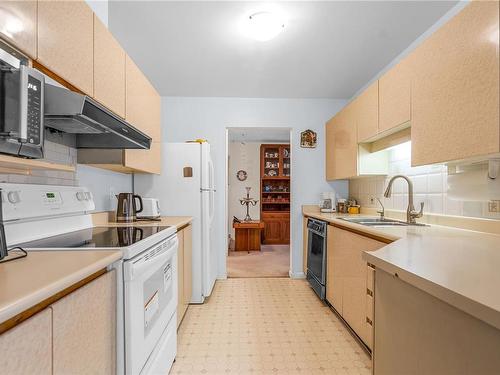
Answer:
227;245;290;278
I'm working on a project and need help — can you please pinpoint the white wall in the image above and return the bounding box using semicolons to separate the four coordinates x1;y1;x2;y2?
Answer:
76;164;132;212
162;97;348;278
228;142;262;238
86;0;108;27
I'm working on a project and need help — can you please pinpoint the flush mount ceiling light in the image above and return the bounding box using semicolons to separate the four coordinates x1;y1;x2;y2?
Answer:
245;11;285;42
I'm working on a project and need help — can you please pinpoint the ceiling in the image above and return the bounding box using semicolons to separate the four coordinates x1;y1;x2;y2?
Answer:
228;128;290;143
109;1;458;99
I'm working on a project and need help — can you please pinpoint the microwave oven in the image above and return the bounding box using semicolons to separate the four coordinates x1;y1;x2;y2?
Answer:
0;47;45;159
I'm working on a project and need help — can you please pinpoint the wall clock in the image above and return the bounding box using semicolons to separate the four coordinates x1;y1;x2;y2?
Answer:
236;170;248;181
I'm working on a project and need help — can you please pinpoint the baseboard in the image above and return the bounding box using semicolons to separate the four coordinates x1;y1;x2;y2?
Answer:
289;270;306;279
217;273;228;280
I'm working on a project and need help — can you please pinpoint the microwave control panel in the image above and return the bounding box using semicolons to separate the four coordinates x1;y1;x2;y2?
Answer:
27;74;42;146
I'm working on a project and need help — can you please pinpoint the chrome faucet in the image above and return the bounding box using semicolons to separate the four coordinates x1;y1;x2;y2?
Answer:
384;175;424;224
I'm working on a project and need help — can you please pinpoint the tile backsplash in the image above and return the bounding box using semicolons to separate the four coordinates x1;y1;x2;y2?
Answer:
349;142;500;220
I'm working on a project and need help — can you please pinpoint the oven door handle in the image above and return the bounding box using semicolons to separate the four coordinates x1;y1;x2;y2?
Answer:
124;237;179;281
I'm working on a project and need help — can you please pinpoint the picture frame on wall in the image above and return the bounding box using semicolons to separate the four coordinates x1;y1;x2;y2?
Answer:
300;129;317;148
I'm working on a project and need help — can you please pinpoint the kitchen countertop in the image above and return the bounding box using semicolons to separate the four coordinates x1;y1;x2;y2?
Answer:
0;250;122;325
303;206;500;331
92;213;193;231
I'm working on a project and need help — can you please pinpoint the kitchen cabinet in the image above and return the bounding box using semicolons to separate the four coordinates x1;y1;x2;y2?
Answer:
411;1;499;166
325;104;358;180
374;268;500;375
356;81;379;142
379;57;411;134
177;224;192;328
52;271;116;374
303;216;309;274
37;0;94;94
0;0;37;58
93;14;126;118
326;225;386;349
0;308;52;374
124;55;162;174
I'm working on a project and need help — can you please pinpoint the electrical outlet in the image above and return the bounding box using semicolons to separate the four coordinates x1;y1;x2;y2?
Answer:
488;200;500;213
369;196;375;205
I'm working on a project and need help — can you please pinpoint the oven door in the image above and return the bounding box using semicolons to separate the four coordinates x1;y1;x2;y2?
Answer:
307;225;326;284
123;234;178;375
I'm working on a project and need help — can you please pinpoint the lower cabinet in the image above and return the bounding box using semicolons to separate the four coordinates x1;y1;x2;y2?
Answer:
262;212;290;245
52;271;116;374
0;308;52;374
326;225;386;350
0;271;116;375
177;224;193;328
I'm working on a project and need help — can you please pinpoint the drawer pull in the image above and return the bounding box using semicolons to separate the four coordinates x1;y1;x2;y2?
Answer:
367;288;373;297
366;317;373;326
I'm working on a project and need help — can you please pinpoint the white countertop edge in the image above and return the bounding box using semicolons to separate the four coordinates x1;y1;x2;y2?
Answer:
0;251;122;324
363;251;500;331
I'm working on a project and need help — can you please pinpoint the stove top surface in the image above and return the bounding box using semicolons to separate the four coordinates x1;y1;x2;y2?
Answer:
20;225;173;249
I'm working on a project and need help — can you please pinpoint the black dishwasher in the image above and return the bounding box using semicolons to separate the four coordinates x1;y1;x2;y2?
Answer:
306;218;327;300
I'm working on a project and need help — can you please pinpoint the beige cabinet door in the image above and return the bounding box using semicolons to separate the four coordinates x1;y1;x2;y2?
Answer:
379;57;411;134
177;227;185;327
326;105;358;180
124;141;162;174
326;225;343;313
125;55;161;139
303;216;309;274
356;81;379;142
0;0;37;58
0;308;52;374
183;224;193;306
37;0;94;94
411;1;499;166
327;226;385;349
94;15;126;118
52;271;116;375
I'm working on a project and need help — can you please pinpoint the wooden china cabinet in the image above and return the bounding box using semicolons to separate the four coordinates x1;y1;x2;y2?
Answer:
260;144;291;245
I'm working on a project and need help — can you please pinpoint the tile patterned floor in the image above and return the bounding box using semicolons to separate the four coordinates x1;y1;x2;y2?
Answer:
171;278;372;375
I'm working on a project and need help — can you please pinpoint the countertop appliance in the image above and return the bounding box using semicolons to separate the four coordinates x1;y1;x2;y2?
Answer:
307;218;328;300
0;43;44;158
43;83;151;150
320;191;337;213
135;142;217;303
137;198;161;219
116;192;143;222
2;183;178;375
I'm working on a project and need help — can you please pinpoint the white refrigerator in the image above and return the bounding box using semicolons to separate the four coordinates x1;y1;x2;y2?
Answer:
134;142;217;303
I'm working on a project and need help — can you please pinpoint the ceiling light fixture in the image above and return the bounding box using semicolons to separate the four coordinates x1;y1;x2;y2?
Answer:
245;11;285;42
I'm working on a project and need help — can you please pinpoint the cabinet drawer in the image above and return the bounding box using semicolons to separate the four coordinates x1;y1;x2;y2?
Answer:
367;264;375;293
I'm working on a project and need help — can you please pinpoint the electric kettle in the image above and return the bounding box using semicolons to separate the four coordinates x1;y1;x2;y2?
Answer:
115;193;143;222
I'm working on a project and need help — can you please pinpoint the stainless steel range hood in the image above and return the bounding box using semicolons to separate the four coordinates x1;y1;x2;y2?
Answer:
44;84;151;149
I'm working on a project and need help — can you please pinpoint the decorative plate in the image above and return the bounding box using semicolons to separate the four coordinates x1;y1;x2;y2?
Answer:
236;170;248;181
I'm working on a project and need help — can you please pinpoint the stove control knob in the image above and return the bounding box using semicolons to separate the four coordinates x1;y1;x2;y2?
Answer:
76;192;85;201
8;191;20;204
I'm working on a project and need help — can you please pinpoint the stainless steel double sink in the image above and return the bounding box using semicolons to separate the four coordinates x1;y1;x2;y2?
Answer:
339;217;427;227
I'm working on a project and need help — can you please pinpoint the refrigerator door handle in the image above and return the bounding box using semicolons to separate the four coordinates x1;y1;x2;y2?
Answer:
209;189;215;225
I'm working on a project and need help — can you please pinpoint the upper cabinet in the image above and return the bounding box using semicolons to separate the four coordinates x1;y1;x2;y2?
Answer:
0;1;37;58
37;0;94;94
93;15;126;118
124;56;162;174
125;56;161;140
356;81;379;143
326;104;358;180
379;57;411;134
411;1;499;166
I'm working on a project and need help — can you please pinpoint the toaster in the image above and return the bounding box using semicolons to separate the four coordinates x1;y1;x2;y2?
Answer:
137;198;161;219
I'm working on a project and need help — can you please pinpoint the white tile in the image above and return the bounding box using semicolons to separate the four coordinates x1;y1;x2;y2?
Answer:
426;194;444;214
462;201;483;218
411;175;428;194
427;173;443;194
444;197;462;216
393;194;407;211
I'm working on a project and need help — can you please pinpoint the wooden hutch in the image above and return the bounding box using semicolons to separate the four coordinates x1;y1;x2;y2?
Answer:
260;144;290;245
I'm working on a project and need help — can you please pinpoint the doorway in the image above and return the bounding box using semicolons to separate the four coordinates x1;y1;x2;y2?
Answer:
225;128;292;278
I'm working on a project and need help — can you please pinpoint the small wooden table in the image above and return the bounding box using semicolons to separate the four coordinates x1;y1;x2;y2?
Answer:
232;220;265;251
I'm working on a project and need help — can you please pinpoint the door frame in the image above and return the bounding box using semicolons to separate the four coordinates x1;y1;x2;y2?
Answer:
224;127;294;277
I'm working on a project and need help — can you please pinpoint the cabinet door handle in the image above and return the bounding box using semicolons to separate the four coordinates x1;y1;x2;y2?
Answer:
366;317;373;326
367;288;373;297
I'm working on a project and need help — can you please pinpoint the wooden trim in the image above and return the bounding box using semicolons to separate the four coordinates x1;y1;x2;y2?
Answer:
0;269;106;335
32;60;85;95
329;222;394;244
368;126;411;153
177;223;191;232
0;155;76;173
